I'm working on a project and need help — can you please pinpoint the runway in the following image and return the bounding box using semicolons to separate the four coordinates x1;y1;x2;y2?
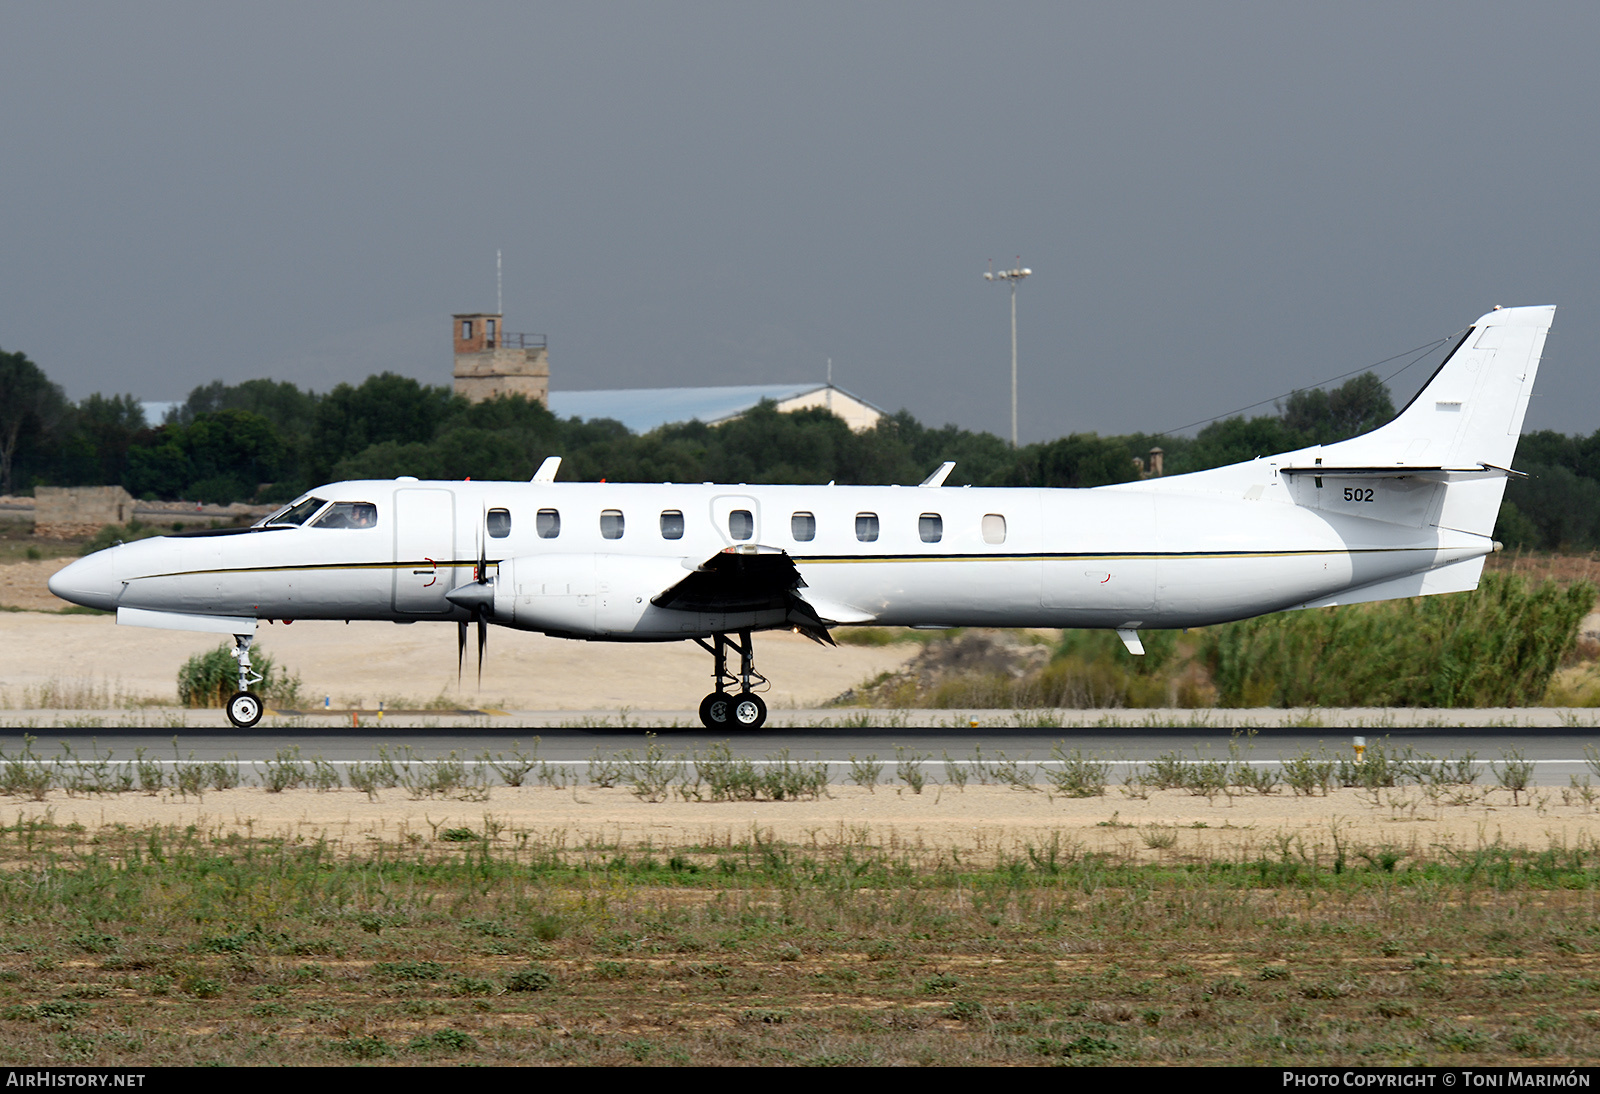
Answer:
4;722;1598;785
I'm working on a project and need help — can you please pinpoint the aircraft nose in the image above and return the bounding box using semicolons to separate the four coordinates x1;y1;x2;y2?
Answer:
47;550;121;611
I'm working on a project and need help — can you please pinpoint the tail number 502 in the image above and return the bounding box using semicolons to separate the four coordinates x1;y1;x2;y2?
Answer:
1342;487;1375;502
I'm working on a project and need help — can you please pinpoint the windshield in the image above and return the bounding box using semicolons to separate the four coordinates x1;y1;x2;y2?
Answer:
311;502;378;529
264;496;328;527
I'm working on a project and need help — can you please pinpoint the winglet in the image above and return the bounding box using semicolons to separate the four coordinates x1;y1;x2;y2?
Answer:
532;456;561;483
919;461;956;488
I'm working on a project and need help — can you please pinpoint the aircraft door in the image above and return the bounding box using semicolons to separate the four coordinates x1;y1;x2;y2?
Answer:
393;489;456;614
709;495;761;546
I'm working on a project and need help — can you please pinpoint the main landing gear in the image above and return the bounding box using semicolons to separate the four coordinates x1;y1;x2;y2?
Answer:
225;633;265;729
694;631;768;730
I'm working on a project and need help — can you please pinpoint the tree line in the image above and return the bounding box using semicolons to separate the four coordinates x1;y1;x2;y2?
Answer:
0;343;1583;551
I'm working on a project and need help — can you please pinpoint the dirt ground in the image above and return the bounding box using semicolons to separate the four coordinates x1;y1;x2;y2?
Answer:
6;783;1594;862
0;558;917;709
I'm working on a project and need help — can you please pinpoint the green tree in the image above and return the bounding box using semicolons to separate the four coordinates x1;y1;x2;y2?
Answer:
1280;371;1395;443
53;394;148;486
0;348;69;494
126;409;291;504
307;374;460;482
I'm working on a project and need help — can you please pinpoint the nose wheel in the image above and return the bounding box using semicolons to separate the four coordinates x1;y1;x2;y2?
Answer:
226;690;263;729
224;632;266;729
694;631;768;730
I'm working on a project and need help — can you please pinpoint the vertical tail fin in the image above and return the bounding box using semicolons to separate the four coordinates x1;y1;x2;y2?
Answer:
1316;304;1554;536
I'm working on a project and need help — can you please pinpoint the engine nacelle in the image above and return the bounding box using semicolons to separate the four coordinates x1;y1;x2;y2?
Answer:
490;553;786;638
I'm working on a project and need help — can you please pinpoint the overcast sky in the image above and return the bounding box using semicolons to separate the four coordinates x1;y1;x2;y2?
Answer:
2;3;1597;442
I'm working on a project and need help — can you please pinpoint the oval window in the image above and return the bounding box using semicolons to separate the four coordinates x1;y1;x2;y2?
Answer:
660;510;685;540
919;513;942;543
729;509;753;541
982;513;1007;544
600;509;625;540
486;508;511;538
791;511;816;542
855;512;879;542
536;509;561;539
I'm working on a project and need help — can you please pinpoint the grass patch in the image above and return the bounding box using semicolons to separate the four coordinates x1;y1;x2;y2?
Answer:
0;817;1592;1064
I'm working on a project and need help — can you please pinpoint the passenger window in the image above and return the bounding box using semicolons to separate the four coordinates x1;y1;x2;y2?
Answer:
600;509;625;539
855;512;879;542
729;509;753;541
660;510;684;540
536;509;561;538
982;513;1007;544
311;502;378;529
791;511;816;542
919;513;942;543
486;508;511;539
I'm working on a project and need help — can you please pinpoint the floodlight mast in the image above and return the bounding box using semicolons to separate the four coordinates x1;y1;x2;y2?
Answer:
984;261;1032;447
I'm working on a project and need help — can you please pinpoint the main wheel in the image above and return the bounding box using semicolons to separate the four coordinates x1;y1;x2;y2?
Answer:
732;692;767;730
698;691;733;729
225;690;263;729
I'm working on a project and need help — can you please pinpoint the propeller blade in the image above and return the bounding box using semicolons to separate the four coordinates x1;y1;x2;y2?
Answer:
476;614;487;686
457;620;467;684
477;511;488;585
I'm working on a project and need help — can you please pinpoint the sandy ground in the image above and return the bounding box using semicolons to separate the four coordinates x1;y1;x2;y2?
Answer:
0;612;918;711
0;557;73;611
0;559;917;709
4;784;1595;861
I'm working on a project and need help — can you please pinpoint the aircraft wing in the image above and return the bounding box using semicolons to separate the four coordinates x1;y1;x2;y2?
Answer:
651;545;844;644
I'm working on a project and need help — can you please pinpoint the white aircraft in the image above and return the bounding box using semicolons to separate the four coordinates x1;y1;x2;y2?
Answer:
49;304;1552;730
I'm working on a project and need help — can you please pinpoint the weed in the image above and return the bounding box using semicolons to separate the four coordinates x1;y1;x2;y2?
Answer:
848;754;883;792
505;966;555;992
1495;748;1536;805
1046;744;1109;798
942;751;968;791
895;747;927;794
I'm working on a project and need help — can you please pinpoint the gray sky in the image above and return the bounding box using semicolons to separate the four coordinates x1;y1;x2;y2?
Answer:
3;2;1597;442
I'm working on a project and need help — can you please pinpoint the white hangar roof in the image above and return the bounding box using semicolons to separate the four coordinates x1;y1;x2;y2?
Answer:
546;382;884;434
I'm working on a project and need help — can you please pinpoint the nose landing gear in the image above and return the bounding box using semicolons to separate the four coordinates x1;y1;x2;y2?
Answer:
225;633;265;729
694;630;768;730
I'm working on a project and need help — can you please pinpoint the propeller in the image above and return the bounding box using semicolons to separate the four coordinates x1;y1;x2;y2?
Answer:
446;510;495;687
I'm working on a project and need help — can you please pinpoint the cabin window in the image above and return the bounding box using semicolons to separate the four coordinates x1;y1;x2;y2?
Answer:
982;513;1007;544
536;508;561;538
791;511;816;542
919;513;942;543
311;502;378;529
267;496;327;526
600;509;625;539
660;510;684;539
855;512;879;542
728;509;753;541
486;508;511;538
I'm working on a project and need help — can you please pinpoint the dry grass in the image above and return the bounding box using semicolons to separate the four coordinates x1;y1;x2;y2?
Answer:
0;815;1599;1065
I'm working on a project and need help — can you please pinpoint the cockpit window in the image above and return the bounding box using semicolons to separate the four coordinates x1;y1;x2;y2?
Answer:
266;496;327;526
311;502;378;529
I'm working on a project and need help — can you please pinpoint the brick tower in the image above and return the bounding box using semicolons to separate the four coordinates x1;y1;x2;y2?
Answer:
451;313;549;405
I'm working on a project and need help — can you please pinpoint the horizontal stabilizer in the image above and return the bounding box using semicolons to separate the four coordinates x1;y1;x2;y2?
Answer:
118;607;257;636
1280;463;1521;483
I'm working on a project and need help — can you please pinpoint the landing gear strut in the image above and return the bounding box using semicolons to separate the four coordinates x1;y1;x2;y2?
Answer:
225;633;265;729
694;630;768;730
